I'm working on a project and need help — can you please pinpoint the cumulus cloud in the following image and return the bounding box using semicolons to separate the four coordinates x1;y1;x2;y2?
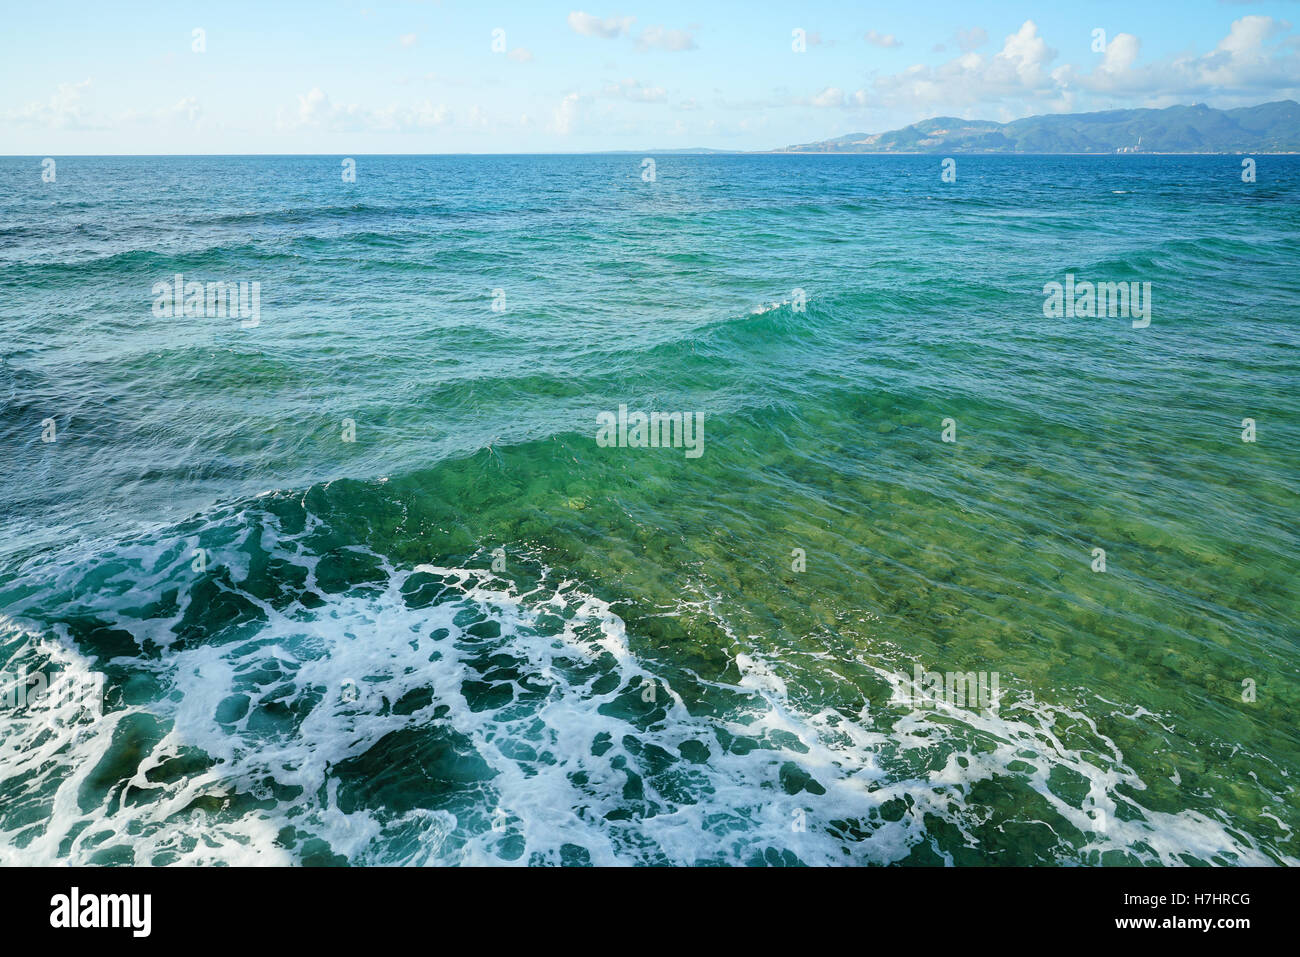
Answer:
408;101;452;128
568;11;635;39
810;86;846;107
1215;13;1287;57
866;21;1064;111
859;16;1300;116
551;92;583;134
1063;15;1300;100
1098;33;1141;75
568;11;694;51
4;79;96;128
6;80;215;133
399;33;417;48
290;87;334;126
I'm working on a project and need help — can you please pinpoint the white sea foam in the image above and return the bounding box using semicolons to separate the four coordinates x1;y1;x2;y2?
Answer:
0;510;1292;866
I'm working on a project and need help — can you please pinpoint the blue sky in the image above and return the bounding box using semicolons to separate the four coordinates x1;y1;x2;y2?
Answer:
3;1;1299;153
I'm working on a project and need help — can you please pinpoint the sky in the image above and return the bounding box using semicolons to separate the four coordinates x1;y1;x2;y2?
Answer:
2;1;1300;153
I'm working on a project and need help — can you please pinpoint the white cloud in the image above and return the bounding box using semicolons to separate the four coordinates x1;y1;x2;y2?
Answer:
810;86;846;107
568;14;695;52
6;80;215;135
407;101;452;128
551;92;583;134
868;21;1062;111
568;11;635;39
1063;15;1299;101
293;87;333;126
1000;20;1055;83
277;88;453;132
399;33;417;48
862;16;1300;116
865;30;901;49
508;47;534;63
4;79;95;128
1100;33;1141;74
163;96;201;124
1218;14;1285;55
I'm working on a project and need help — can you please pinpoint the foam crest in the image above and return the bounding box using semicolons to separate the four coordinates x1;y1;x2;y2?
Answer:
0;510;1292;866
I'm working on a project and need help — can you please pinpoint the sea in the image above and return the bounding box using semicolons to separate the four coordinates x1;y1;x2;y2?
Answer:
0;153;1296;865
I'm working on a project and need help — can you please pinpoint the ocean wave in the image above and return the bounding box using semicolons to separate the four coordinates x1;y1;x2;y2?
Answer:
0;490;1291;866
198;202;447;228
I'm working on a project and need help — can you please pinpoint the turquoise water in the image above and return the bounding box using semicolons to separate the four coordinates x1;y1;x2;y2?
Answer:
0;154;1296;865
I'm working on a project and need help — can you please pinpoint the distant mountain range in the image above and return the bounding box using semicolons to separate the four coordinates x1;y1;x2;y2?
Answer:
777;101;1300;154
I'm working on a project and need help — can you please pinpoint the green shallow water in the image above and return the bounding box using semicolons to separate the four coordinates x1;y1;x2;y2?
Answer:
0;155;1296;864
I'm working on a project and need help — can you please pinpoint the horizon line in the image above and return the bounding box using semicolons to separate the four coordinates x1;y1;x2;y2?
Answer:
5;151;1298;158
